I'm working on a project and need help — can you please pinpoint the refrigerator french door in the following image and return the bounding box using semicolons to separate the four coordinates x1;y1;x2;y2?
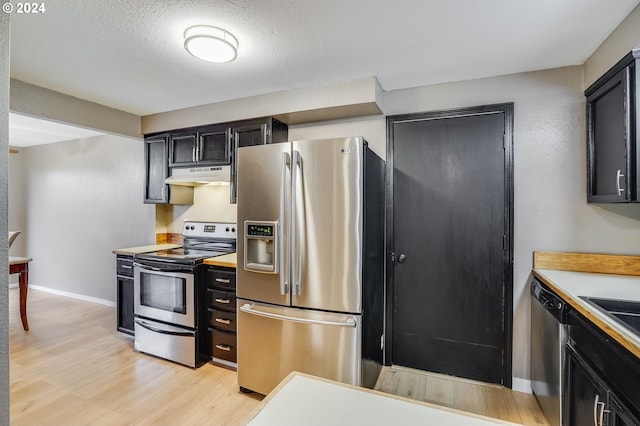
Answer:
236;137;385;396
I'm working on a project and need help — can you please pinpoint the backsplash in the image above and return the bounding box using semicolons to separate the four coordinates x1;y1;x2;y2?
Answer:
155;185;238;233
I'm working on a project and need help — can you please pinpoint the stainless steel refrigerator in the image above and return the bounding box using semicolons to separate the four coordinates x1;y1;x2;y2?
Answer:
236;136;385;395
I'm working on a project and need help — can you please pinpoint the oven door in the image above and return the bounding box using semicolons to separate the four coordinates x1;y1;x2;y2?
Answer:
133;261;195;329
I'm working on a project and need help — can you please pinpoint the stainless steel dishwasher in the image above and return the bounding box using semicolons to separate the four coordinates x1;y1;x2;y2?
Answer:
530;277;569;426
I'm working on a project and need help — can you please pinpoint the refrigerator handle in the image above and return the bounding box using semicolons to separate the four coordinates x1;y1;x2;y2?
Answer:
291;149;303;295
280;151;290;295
240;303;357;327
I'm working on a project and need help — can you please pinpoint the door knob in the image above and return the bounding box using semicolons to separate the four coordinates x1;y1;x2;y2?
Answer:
397;254;407;263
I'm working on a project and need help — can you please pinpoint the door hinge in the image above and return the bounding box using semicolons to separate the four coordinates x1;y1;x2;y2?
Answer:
503;235;506;250
381;334;384;350
503;134;506;149
391;252;395;263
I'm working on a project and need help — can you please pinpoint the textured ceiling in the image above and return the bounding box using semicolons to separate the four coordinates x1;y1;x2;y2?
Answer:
9;0;640;116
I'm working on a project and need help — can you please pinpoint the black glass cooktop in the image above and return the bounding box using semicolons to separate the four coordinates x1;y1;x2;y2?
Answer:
135;248;231;265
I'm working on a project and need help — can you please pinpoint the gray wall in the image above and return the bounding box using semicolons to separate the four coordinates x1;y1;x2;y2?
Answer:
10;79;141;139
584;4;640;88
1;9;10;426
8;148;25;257
11;134;155;303
383;66;640;387
151;64;640;388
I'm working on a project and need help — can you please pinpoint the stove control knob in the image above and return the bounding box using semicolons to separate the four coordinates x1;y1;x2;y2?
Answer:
225;227;230;232
231;227;236;233
190;225;195;230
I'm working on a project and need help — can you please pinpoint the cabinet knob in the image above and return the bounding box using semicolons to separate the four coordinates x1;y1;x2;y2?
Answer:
397;254;407;263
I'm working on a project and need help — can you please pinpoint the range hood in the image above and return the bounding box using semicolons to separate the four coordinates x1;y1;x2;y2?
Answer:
165;165;231;186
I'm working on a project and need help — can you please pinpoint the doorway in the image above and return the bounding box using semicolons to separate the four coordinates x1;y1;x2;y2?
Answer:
385;104;514;386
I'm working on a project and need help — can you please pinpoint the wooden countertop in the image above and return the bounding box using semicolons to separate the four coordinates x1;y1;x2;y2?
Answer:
203;252;236;268
533;251;640;360
247;372;521;425
112;243;181;255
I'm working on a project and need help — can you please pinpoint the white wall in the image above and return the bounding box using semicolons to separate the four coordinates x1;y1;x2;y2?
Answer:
8;149;25;258
10;79;141;138
12;134;155;303
0;10;10;423
8;149;25;285
584;4;640;88
289;115;387;160
157;185;238;233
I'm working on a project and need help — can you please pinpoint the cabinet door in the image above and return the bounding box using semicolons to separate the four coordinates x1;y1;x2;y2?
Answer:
144;136;169;203
198;127;231;165
117;276;134;335
566;347;609;426
169;132;197;167
587;66;631;202
235;123;269;147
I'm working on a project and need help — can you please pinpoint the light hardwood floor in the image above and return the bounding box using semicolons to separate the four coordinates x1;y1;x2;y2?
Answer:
374;367;549;425
9;288;548;425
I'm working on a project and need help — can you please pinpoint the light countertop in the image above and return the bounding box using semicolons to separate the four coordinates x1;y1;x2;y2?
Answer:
533;268;640;359
112;243;181;255
203;252;236;268
9;256;32;265
247;372;521;426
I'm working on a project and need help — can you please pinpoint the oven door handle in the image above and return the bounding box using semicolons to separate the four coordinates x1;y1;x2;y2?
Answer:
133;262;190;274
135;318;195;337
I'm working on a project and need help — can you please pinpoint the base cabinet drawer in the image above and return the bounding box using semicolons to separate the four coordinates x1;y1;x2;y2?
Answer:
211;328;237;363
204;268;236;291
208;308;237;332
207;288;236;311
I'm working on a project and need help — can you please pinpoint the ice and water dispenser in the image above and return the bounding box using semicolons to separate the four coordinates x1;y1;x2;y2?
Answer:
244;221;278;274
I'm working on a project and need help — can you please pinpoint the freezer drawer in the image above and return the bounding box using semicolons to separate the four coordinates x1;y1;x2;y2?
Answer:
237;300;362;395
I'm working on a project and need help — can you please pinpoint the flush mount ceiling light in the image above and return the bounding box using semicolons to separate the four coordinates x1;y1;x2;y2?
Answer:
183;25;239;63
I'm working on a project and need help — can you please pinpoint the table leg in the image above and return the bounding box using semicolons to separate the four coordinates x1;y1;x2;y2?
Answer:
19;266;29;331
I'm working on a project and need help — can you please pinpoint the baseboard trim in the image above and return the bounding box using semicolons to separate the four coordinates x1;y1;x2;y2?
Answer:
511;377;532;394
29;284;116;308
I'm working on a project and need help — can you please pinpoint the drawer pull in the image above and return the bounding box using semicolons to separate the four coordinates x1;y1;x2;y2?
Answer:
120;265;132;269
215;278;231;284
215;344;232;352
215;318;231;325
215;298;231;304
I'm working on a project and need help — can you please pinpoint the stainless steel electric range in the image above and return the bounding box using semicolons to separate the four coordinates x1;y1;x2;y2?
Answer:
133;221;236;368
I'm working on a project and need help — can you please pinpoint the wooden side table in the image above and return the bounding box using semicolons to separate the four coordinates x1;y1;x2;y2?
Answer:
9;256;32;331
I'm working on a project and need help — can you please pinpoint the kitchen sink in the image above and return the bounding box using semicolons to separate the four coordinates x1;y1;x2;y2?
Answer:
580;296;640;339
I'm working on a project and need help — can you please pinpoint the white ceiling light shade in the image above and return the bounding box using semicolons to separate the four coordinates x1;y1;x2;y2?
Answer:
183;25;239;63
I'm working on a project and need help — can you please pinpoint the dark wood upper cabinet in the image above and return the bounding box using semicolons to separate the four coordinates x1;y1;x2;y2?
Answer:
169;126;230;167
199;127;231;165
586;49;639;203
144;135;169;203
144;134;194;204
144;117;287;204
